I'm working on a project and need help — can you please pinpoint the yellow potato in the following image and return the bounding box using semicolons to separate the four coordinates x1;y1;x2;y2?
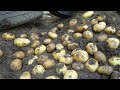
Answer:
73;33;82;39
32;65;45;75
28;55;38;65
29;33;39;40
104;26;116;34
48;32;58;39
37;55;49;65
83;31;93;40
61;34;70;41
108;56;120;66
56;43;64;50
43;60;55;69
13;51;25;59
116;30;120;37
46;43;56;53
57;23;64;29
83;11;94;18
46;76;60;79
64;70;78;79
50;27;58;33
76;25;88;32
91;19;98;25
56;63;67;75
93;22;106;32
0;50;4;58
31;40;40;48
20;34;27;38
2;33;15;40
69;19;78;26
62;40;71;47
43;38;52;45
35;45;46;55
67;43;78;51
19;71;31;79
96;15;106;21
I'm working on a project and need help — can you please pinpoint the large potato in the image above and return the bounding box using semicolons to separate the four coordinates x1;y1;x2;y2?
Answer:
13;51;25;59
35;45;46;55
32;65;45;75
108;56;120;66
2;33;15;40
64;70;78;79
19;71;31;79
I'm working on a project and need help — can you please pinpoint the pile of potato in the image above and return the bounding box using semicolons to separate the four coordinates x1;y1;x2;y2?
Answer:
1;11;120;79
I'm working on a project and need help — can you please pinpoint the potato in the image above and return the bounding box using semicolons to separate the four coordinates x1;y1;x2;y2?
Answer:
108;56;120;66
56;43;64;50
31;40;40;48
73;50;89;63
26;48;35;55
94;51;106;63
111;71;120;79
35;45;46;55
85;58;99;72
41;32;47;36
28;55;38;65
76;25;88;32
83;31;93;40
46;76;60;79
50;27;58;33
96;15;106;21
61;34;70;41
32;65;45;75
104;26;116;34
43;38;52;45
59;54;73;65
10;59;22;72
72;62;84;71
93;22;106;32
48;32;58;39
14;38;30;47
96;34;108;42
62;40;71;47
29;33;39;40
56;63;67;75
43;60;55;69
0;50;4;58
68;29;74;33
57;23;64;29
86;43;98;55
73;33;82;39
47;43;56;53
69;19;78;26
83;11;94;18
13;51;25;59
91;19;98;25
106;38;120;49
71;48;81;55
19;71;31;79
20;34;27;38
67;43;78;51
37;55;49;65
116;30;120;37
2;33;15;40
64;70;78;79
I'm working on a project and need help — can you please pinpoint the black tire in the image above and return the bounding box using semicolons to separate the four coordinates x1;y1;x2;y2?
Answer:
0;11;43;30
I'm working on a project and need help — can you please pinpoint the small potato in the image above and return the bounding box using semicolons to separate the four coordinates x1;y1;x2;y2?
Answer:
96;34;108;42
64;70;78;79
41;32;47;36
96;15;106;21
43;60;55;69
73;33;82;39
57;23;64;29
72;62;84;71
94;51;106;63
56;63;67;75
14;38;30;47
83;31;93;40
67;43;78;51
97;66;113;75
43;38;52;45
31;40;40;48
73;50;89;63
10;59;22;72
111;71;120;79
47;43;56;53
85;58;99;72
0;50;4;58
28;55;38;65
61;34;70;41
68;29;74;33
108;56;120;66
46;76;60;79
50;27;58;33
56;43;64;50
86;43;98;55
13;51;25;59
37;55;49;65
2;33;15;40
106;38;120;49
48;32;58;39
69;18;78;26
93;22;106;32
32;65;45;75
76;25;88;32
29;33;39;40
19;71;31;79
91;19;98;25
62;40;71;47
83;11;94;18
26;48;35;55
35;45;46;55
116;30;120;37
104;26;116;34
20;34;27;38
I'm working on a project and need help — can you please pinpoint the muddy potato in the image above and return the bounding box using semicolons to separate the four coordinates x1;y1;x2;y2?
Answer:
68;29;74;33
97;66;113;75
31;40;40;48
47;43;56;53
93;22;106;32
35;45;46;55
67;43;78;51
2;33;15;40
69;18;78;26
96;15;106;21
85;58;99;72
83;11;94;18
116;30;120;37
14;38;30;47
50;27;58;33
71;48;81;55
20;34;27;38
57;23;64;29
73;33;82;39
64;70;78;79
10;59;22;72
62;40;71;47
13;51;25;59
29;33;39;40
0;50;4;57
37;55;49;65
56;43;64;50
111;71;120;79
43;38;52;45
83;31;93;40
106;38;120;49
26;48;35;55
43;60;55;69
19;71;31;79
32;65;45;75
96;34;108;42
91;19;98;25
28;55;38;65
61;34;70;41
72;62;84;71
76;25;88;32
104;26;116;34
46;76;60;79
94;51;106;63
108;56;120;66
73;50;89;63
56;63;67;75
48;32;58;39
86;43;98;55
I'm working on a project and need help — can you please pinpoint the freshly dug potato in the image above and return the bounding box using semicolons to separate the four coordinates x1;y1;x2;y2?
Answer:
73;33;82;39
86;43;98;55
69;18;78;26
96;34;108;42
32;65;45;75
26;48;35;55
37;55;49;65
28;55;38;65
10;59;22;72
62;40;71;47
31;40;40;48
2;33;15;40
13;51;25;59
19;71;31;79
106;38;120;49
64;70;78;79
83;31;93;40
91;19;98;25
94;51;106;63
14;38;30;47
96;15;106;21
46;76;60;79
50;27;58;33
111;71;120;79
29;33;39;40
104;26;116;34
47;43;56;53
93;22;106;32
76;25;88;32
67;43;78;51
108;56;120;66
97;66;113;75
0;50;4;58
73;50;89;63
43;38;52;45
83;11;94;18
57;23;64;29
71;48;81;55
116;30;120;37
61;34;70;41
48;32;58;39
43;60;55;69
68;29;74;33
85;58;99;72
35;45;46;55
72;62;84;71
56;63;67;75
56;43;64;50
20;34;27;38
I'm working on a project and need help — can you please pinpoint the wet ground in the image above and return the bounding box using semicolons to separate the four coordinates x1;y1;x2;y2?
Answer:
0;11;120;79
